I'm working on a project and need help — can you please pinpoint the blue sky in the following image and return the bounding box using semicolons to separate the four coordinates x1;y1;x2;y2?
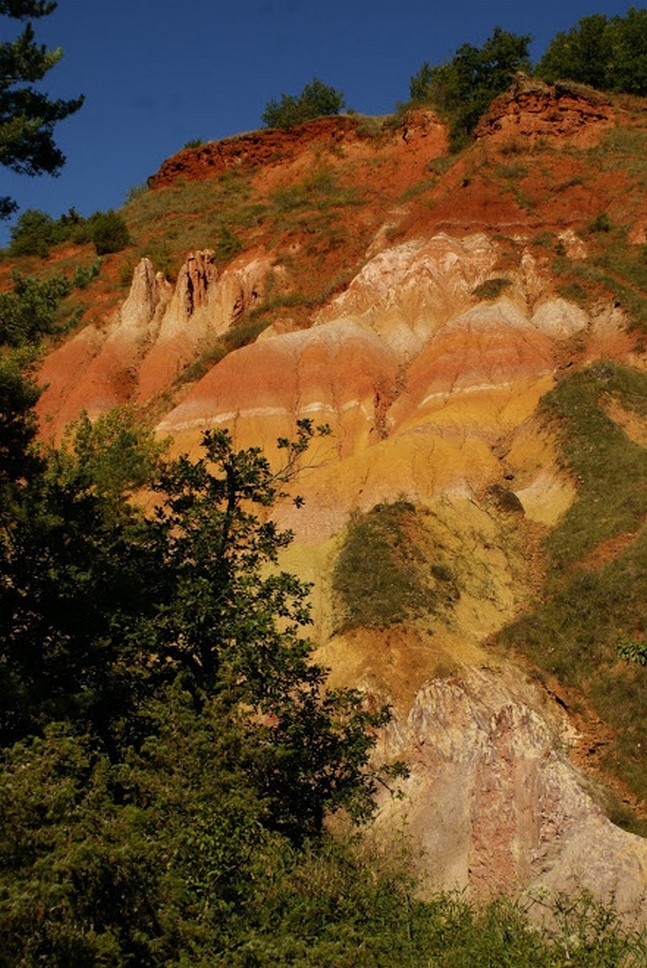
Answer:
0;0;641;245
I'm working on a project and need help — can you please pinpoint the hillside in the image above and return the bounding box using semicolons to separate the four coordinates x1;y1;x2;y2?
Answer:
4;77;647;917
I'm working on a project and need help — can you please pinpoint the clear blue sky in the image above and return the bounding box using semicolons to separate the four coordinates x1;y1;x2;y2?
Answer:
0;0;641;245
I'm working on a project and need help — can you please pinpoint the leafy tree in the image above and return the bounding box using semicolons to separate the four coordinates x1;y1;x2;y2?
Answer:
536;7;647;96
536;13;611;90
410;27;531;150
90;208;130;254
0;0;83;218
0;269;71;344
7;205;56;254
55;406;169;499
0;415;398;819
0;351;40;520
0;262;99;346
261;77;345;129
8;204;88;255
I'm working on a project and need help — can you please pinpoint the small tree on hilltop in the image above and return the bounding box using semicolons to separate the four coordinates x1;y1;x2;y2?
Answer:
262;77;345;129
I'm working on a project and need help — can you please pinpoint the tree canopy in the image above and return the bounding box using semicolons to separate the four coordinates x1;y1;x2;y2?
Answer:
536;7;647;96
0;0;83;217
409;27;531;150
261;77;345;129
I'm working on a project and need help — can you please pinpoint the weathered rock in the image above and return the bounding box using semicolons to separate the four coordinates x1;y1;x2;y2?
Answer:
375;665;647;920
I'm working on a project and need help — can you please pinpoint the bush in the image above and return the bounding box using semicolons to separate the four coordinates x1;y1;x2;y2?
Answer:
262;78;345;129
472;277;511;299
9;208;57;257
333;501;429;630
91;210;130;255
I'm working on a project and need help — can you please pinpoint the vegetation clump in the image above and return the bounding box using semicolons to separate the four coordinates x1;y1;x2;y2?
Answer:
537;7;647;95
498;363;647;820
90;209;131;254
0;262;99;346
473;276;511;300
262;77;345;129
409;27;531;150
331;500;461;631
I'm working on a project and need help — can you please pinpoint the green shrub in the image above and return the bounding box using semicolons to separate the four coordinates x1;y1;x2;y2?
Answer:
9;208;57;257
333;501;428;630
588;212;612;233
91;210;131;255
473;277;511;299
262;78;345;129
0;272;72;345
8;207;91;257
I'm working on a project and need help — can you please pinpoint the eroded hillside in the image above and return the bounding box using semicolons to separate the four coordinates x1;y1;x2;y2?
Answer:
9;79;647;915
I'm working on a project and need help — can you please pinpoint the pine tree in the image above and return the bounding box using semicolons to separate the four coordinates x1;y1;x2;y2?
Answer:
0;0;83;217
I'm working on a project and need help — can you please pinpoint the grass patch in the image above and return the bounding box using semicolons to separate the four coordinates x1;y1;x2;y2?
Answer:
494;163;529;180
399;178;438;202
553;230;647;335
557;280;588;304
541;363;647;568
426;155;455;176
472;277;511;300
332;501;459;631
497;363;647;821
123;168;264;273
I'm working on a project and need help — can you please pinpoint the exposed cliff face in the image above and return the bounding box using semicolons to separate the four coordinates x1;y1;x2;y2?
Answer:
476;75;617;146
379;665;647;916
37;249;271;435
27;84;647;912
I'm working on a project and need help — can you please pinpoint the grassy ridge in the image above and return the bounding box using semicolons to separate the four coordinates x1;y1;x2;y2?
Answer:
498;363;647;826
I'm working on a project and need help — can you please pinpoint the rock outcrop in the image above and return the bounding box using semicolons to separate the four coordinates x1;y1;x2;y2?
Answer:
37;249;271;436
373;664;647;919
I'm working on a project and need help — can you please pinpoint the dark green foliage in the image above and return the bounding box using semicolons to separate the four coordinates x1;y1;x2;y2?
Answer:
410;27;531;150
333;501;430;630
0;270;71;344
262;77;345;129
0;412;396;819
8;206;55;255
473;276;511;299
588;211;612;234
55;407;168;499
619;638;647;666
0;352;40;519
0;1;83;218
537;7;647;95
8;205;88;255
0;262;99;346
90;209;130;255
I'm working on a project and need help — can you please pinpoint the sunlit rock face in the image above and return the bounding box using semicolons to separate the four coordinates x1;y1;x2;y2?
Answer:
156;233;597;541
37;250;271;437
373;666;647;918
